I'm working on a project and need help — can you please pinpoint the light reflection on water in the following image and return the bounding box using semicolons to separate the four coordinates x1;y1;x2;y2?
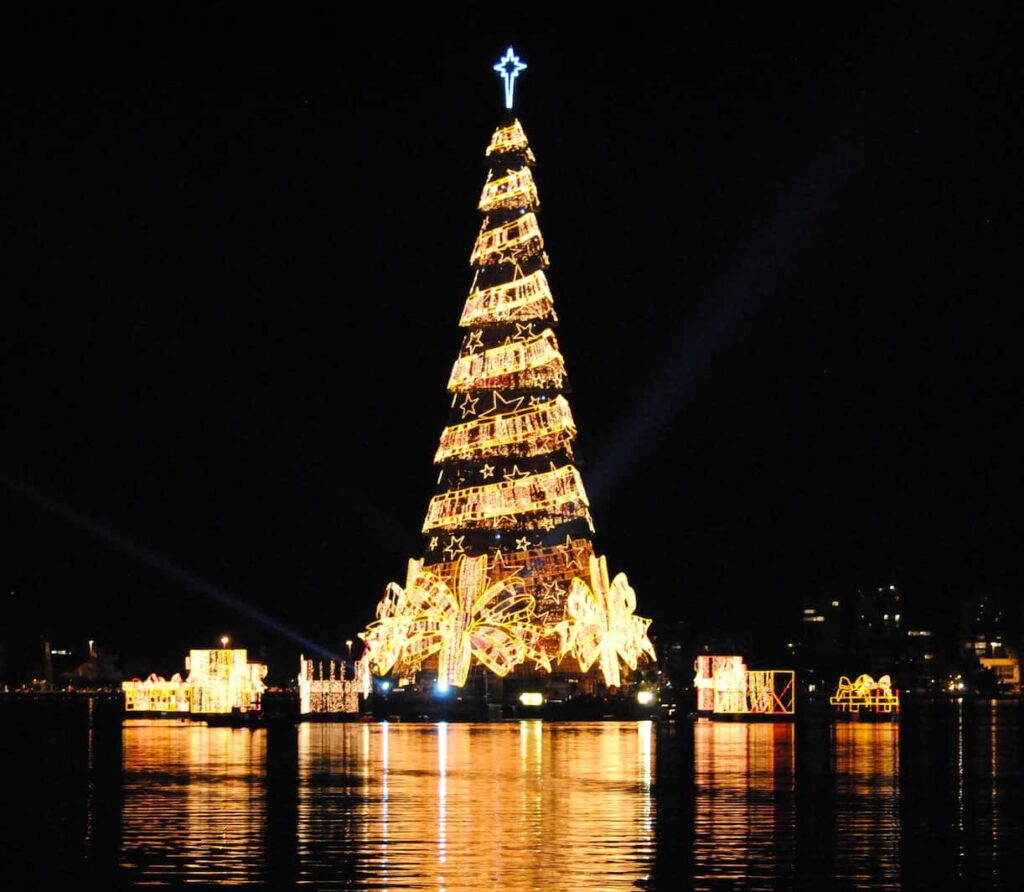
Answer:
295;721;656;889
121;720;266;884
102;708;1023;888
693;722;796;888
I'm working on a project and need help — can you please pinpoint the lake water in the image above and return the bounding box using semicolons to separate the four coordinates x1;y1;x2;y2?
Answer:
2;700;1021;888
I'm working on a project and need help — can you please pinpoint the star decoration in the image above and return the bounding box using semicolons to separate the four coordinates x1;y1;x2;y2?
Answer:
464;330;484;355
481;463;495;479
493;46;527;111
537;517;556;531
428;536;439;550
491;547;526;578
443;535;467;560
557;534;584;570
495;515;519;529
502;464;530;481
480;391;525;417
515;536;531;551
457;393;479;418
528;395;541;406
511;321;535;342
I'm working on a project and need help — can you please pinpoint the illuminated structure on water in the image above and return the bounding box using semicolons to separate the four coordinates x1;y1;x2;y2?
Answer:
358;50;655;692
694;655;795;717
122;647;267;714
830;673;900;715
298;655;361;715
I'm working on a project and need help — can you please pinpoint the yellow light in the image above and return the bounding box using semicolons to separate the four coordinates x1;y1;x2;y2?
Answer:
470;212;544;266
220;635;229;648
434;395;577;463
360;553;552;687
556;554;656;688
484;118;535;162
829;673;900;713
423;464;592;533
636;690;655;705
447;327;565;392
459;270;556;327
519;691;544;706
479;167;539;212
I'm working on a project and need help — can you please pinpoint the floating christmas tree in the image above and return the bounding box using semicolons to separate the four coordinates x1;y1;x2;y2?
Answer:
359;48;655;691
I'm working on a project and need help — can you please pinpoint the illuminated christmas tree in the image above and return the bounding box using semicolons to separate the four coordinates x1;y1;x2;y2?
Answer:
359;48;655;692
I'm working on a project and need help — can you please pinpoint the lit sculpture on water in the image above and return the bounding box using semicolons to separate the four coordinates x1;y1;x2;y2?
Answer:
122;647;267;714
357;54;655;692
298;655;360;714
694;655;795;716
830;673;900;714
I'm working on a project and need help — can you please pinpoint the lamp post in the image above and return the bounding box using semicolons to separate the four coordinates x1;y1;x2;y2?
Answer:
220;635;230;649
345;639;353;677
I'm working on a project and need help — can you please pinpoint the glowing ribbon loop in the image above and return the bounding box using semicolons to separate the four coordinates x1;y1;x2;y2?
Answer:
459;270;556;327
470;213;544;266
434;396;577;462
400;555;541;687
359;560;424;676
558;555;656;688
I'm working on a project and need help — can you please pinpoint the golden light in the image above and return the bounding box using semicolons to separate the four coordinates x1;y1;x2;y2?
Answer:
423;464;592;533
636;689;655;706
519;691;544;706
122;648;267;714
694;655;795;715
298;654;360;714
220;635;230;648
556;554;656;689
459;270;557;327
830;673;900;714
447;327;565;392
356;114;658;692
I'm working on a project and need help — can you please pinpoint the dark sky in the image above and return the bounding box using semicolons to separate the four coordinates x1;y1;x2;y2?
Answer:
5;11;1022;669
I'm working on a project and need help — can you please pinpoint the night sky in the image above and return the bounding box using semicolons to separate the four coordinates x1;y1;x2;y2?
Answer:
5;12;1022;672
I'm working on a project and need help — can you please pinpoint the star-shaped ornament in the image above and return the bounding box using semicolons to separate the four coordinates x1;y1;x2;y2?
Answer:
457;393;479;418
443;535;467;560
428;536;439;550
480;463;496;480
515;536;531;551
464;330;485;355
502;464;530;481
480;391;525;417
511;322;536;342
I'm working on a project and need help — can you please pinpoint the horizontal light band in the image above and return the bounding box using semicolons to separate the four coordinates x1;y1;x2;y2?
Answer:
459;270;556;326
448;328;565;392
485;119;535;161
434;396;576;462
470;213;543;266
423;465;591;532
479;167;539;212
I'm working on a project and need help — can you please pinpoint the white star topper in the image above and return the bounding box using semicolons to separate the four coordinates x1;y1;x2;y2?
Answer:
493;47;527;110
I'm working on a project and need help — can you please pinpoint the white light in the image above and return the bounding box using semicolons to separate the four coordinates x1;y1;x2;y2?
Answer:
493;47;527;110
636;690;655;705
435;680;450;695
519;691;543;706
380;681;391;691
